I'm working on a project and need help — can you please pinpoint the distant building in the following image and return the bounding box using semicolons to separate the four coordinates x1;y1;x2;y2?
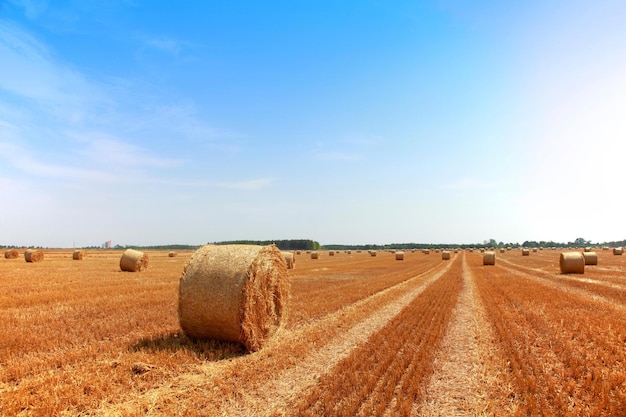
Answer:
103;240;112;249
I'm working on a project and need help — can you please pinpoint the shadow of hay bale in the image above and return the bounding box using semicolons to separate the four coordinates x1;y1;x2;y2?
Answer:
130;331;247;361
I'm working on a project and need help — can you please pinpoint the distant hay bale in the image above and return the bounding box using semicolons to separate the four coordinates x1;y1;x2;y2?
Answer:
584;247;592;253
296;250;301;255
168;252;178;258
613;247;624;255
120;249;149;272
281;251;295;269
4;249;19;259
422;249;430;255
560;252;585;274
532;248;538;253
582;251;598;266
72;250;85;260
329;251;335;256
441;251;451;260
369;250;377;257
395;251;404;260
310;251;319;259
483;251;496;265
24;249;44;262
522;249;530;256
499;249;505;254
178;244;288;352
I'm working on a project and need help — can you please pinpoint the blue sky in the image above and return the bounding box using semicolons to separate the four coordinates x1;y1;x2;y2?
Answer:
1;0;626;247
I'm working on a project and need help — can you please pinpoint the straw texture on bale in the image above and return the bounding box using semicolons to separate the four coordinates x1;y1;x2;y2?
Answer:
613;247;624;255
120;249;149;272
441;251;451;260
395;251;404;260
522;249;530;256
582;251;598;266
369;250;377;257
4;249;19;259
24;249;44;262
168;252;178;257
483;251;496;265
310;251;319;259
560;252;585;274
178;244;288;352
72;250;85;260
281;251;295;269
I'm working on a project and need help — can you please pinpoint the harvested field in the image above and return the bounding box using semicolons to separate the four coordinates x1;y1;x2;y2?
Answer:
0;248;625;416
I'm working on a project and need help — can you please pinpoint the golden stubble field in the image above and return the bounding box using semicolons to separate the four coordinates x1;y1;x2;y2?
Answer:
1;247;625;416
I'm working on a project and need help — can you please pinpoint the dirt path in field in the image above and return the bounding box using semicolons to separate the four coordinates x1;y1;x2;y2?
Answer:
498;258;626;312
418;253;513;416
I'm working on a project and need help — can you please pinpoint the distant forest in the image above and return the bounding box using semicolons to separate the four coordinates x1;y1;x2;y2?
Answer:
3;237;625;250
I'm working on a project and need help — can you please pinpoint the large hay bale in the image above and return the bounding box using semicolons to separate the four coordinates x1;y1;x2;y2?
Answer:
560;252;585;274
310;251;319;259
613;247;624;255
120;249;149;272
178;244;288;352
441;251;451;260
4;249;19;259
281;251;295;269
24;249;43;262
72;250;85;260
582;251;598;266
522;248;530;256
483;251;496;265
395;251;404;260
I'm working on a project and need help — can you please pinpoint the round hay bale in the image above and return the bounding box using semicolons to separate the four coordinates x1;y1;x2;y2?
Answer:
24;249;44;262
369;250;377;257
522;248;530;256
441;251;451;260
422;249;430;255
281;251;295;269
499;249;505;254
613;247;623;255
72;250;85;260
582;251;598;266
483;251;496;265
4;249;19;259
310;251;319;260
584;247;592;253
168;252;178;258
560;252;585;274
395;251;404;260
329;251;335;256
178;244;288;352
120;249;149;272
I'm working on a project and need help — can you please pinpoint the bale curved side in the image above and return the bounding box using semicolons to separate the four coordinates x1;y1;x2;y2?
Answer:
281;251;295;269
4;249;19;259
441;251;451;260
73;250;85;260
582;251;598;266
560;252;585;274
395;251;404;260
120;249;149;272
178;244;289;352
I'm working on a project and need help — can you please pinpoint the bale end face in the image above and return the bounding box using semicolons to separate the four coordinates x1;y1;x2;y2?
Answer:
395;251;404;260
4;249;19;259
441;251;451;260
560;252;585;274
73;250;85;260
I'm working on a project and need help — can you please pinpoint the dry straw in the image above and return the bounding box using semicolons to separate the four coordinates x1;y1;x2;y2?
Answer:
24;249;44;262
4;249;19;259
560;252;585;274
522;248;530;256
613;247;624;255
281;251;295;269
582;251;598;266
329;251;335;256
483;251;496;265
310;251;319;260
395;251;404;260
178;244;289;352
120;249;149;272
441;251;451;260
168;252;178;258
369;250;377;257
72;250;85;260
